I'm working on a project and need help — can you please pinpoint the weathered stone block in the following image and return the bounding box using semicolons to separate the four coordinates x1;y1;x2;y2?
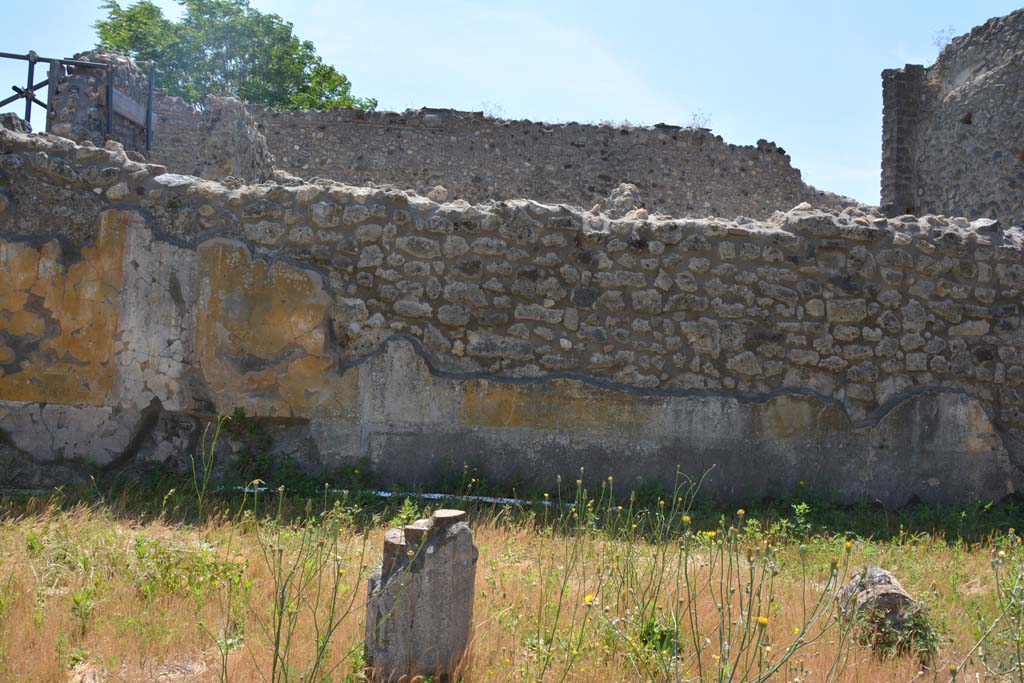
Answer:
514;304;563;324
596;291;625;312
444;281;488;307
726;351;762;376
900;300;927;332
0;113;30;134
949;320;990;336
438;304;471;327
471;237;507;257
631;289;663;314
827;299;867;323
366;510;478;681
396;235;442;259
839;566;924;657
465;335;534;360
343;205;370;225
311;201;340;227
393;300;432;318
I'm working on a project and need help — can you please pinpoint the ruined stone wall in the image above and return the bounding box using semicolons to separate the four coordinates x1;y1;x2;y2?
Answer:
150;101;846;218
50;56;275;184
1;127;1023;503
151;94;275;183
881;9;1024;227
48;50;150;154
59;45;849;218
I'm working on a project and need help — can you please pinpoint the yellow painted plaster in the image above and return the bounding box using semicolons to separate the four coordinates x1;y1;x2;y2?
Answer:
0;211;126;405
196;240;357;418
965;399;1002;454
752;395;850;440
462;378;653;431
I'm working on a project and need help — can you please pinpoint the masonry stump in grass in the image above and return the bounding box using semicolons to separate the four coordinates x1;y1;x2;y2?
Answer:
365;509;478;681
840;566;934;659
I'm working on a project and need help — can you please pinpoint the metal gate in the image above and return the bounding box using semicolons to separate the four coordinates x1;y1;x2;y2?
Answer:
0;50;155;152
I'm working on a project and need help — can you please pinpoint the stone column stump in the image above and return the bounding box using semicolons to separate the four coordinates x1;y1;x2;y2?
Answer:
365;509;478;681
840;565;932;658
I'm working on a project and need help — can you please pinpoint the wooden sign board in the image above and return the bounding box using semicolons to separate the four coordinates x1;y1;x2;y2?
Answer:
100;88;147;127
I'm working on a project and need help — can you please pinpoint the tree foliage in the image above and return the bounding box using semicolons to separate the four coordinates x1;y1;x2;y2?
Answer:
95;0;376;111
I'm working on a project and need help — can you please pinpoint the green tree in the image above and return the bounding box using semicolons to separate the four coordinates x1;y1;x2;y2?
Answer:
95;0;376;111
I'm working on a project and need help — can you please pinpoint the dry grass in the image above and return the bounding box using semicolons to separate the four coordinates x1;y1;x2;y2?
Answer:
0;485;1020;683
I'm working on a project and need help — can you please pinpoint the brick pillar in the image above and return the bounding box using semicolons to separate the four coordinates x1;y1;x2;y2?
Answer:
881;64;925;217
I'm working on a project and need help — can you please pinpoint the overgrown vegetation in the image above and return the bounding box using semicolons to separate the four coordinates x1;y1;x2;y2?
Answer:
0;465;1023;681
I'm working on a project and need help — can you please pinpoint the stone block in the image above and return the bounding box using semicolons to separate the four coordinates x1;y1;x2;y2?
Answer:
366;509;478;681
839;566;928;657
0;113;31;134
827;299;867;323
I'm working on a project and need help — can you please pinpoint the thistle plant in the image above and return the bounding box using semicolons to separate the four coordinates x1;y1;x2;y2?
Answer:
242;485;371;683
512;471;856;683
191;415;228;522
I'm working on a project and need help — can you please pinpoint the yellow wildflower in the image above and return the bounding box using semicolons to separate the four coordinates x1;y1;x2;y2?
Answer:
757;615;769;627
583;593;596;606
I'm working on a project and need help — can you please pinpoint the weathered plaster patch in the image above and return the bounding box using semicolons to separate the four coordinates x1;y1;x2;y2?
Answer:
0;400;134;466
0;210;125;405
115;211;198;411
196;238;356;417
321;336;1024;505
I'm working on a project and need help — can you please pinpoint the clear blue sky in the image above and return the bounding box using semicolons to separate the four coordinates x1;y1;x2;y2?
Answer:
1;0;1020;204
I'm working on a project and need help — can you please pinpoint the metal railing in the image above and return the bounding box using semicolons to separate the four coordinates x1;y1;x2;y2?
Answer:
0;50;156;152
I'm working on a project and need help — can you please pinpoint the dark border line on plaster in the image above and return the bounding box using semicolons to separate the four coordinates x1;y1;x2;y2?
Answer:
0;221;1010;443
336;331;1006;436
1;198;1020;456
